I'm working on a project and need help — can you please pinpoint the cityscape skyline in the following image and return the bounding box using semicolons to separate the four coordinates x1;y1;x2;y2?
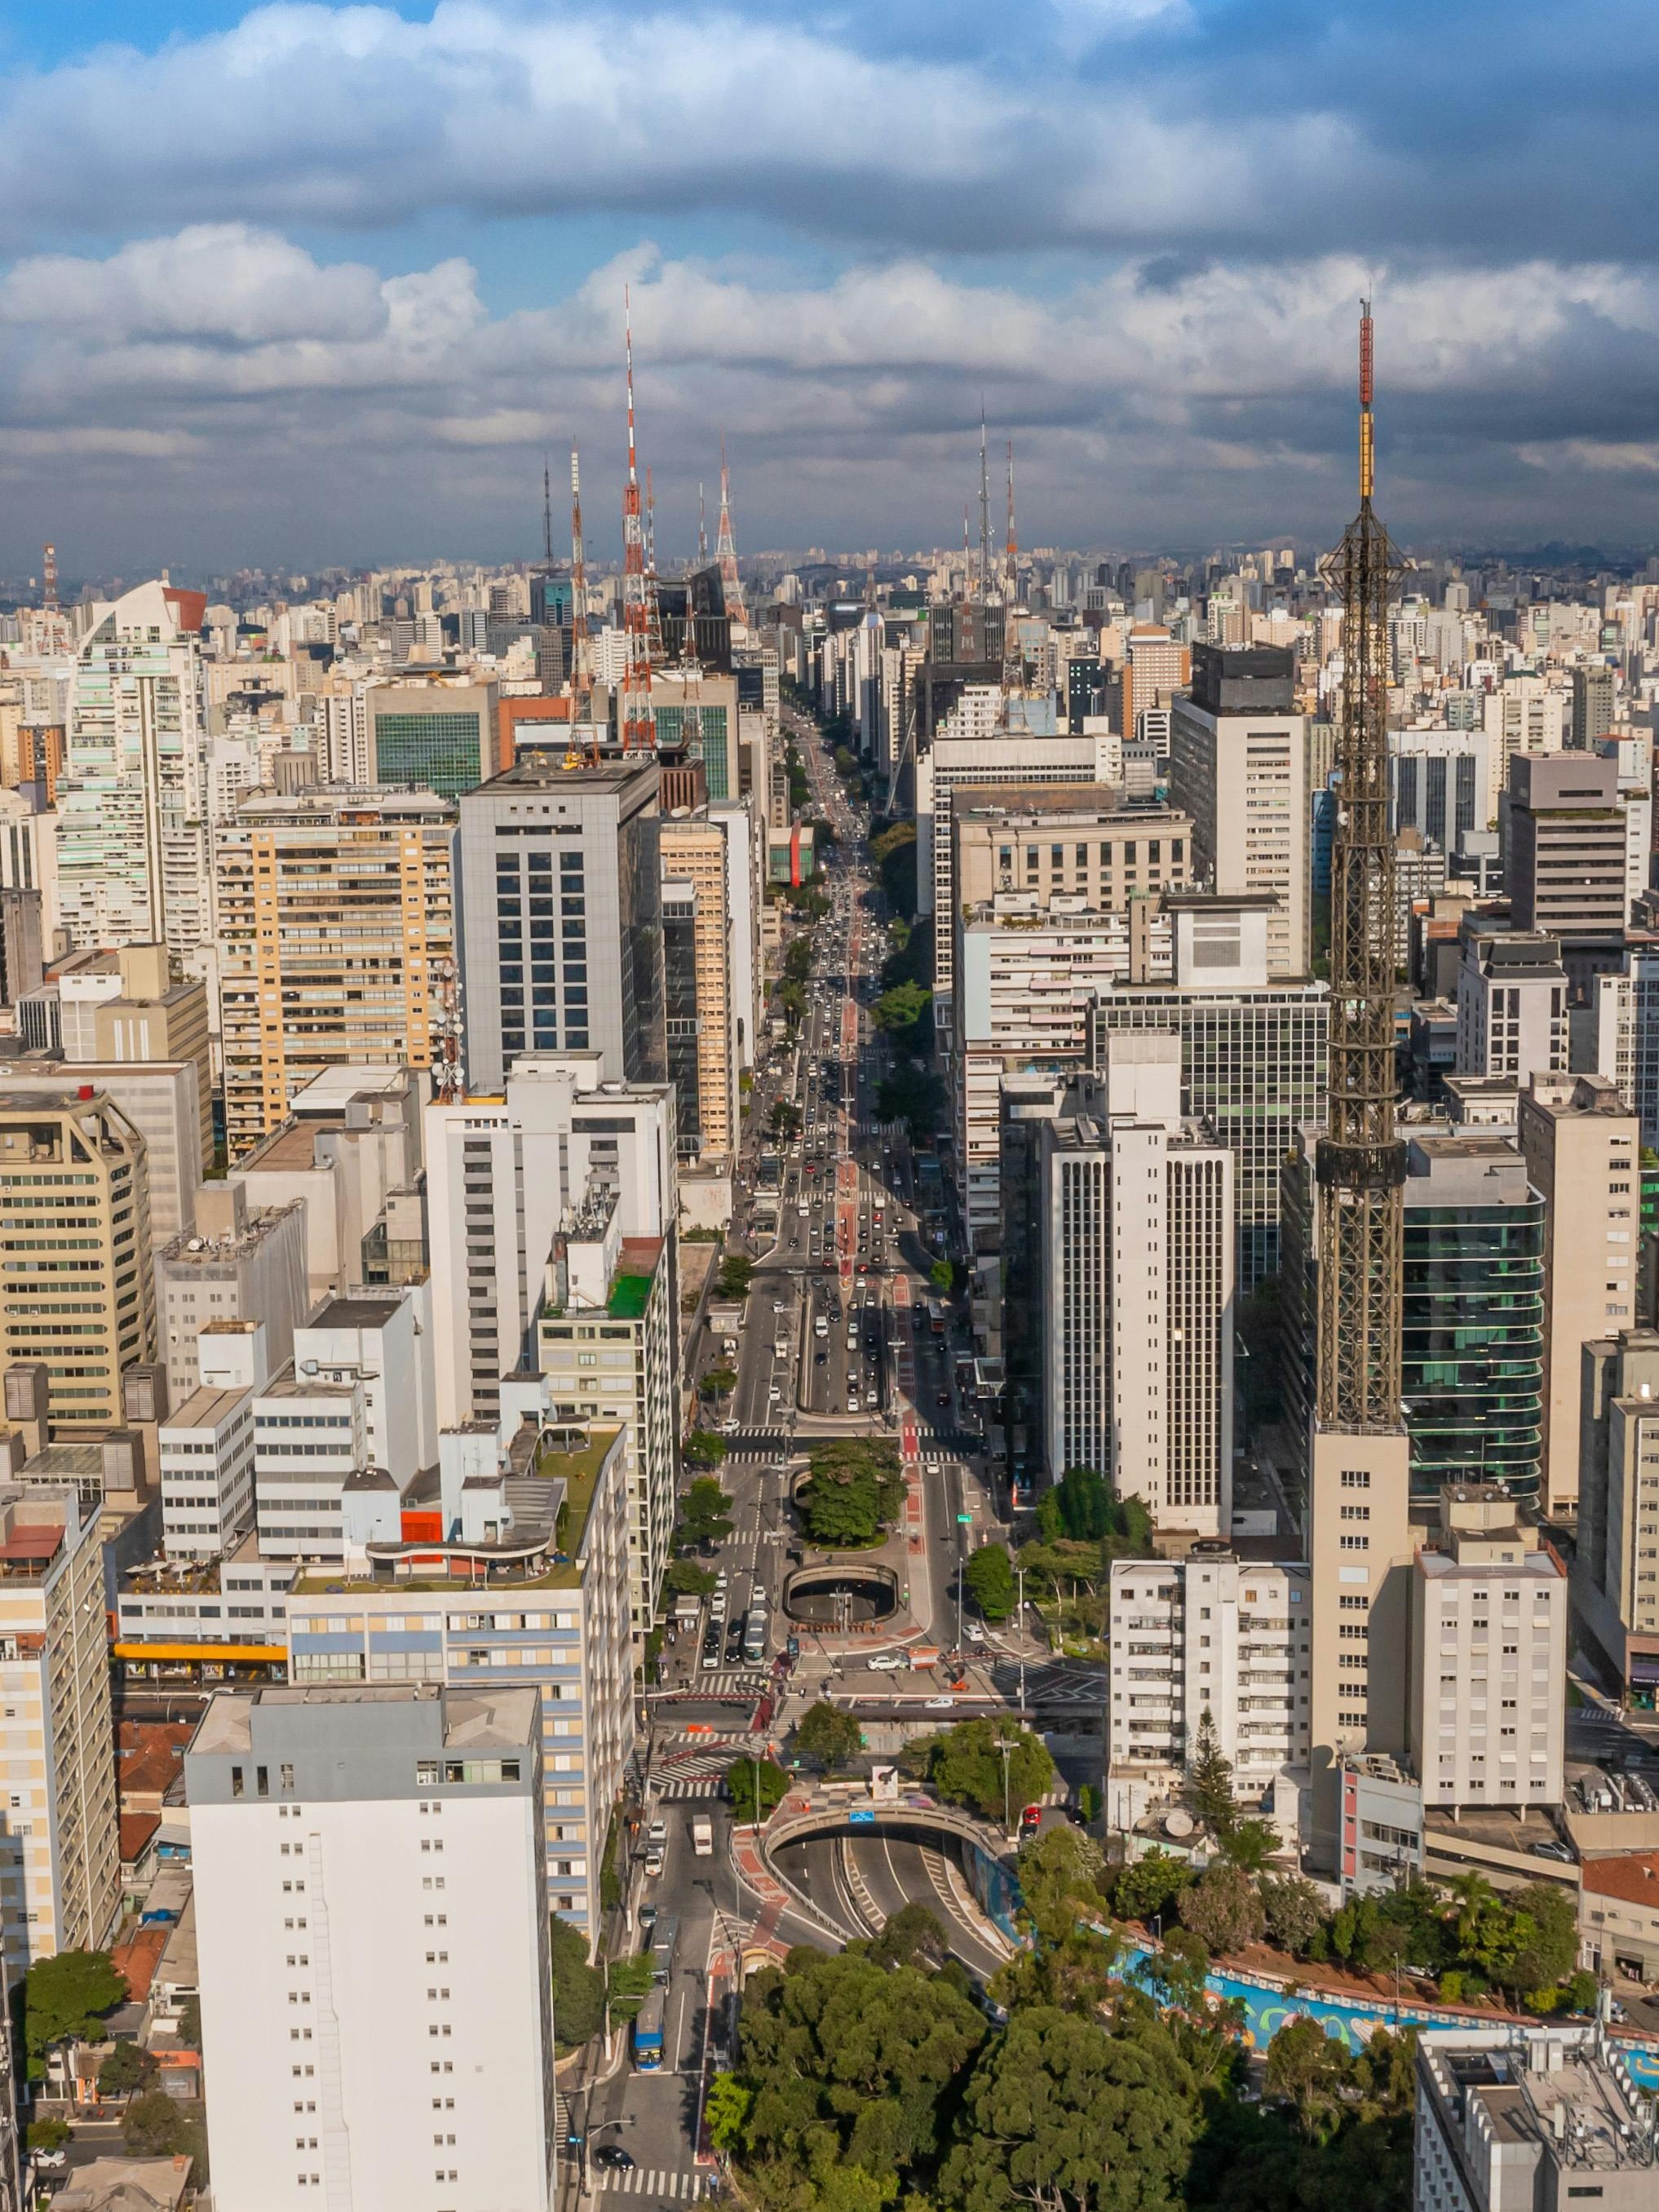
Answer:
3;2;1659;568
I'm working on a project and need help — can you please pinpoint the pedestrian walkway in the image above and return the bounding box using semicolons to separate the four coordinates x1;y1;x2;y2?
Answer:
657;1774;724;1799
592;2167;710;2197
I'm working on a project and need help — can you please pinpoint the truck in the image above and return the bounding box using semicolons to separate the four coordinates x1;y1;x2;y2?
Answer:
632;1986;666;2070
691;1813;714;1856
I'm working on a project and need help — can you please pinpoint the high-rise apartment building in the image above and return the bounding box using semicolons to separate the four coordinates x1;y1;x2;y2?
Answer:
1455;923;1568;1085
1389;724;1489;854
1595;945;1659;1148
1577;1329;1659;1703
215;787;456;1158
1169;644;1311;978
1519;1071;1640;1516
1416;2026;1657;2212
365;679;500;798
157;1374;256;1560
1500;753;1630;945
55;582;212;965
659;815;738;1164
0;1090;155;1438
285;1415;635;1934
1086;891;1328;1289
1482;675;1567;820
186;1684;556;2212
1106;1552;1310;1831
455;759;664;1096
157;1182;308;1405
1038;1039;1233;1533
0;1485;121;1968
1570;662;1617;751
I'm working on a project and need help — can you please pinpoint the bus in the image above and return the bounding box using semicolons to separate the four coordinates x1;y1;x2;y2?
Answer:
650;1913;679;1986
743;1608;768;1663
632;1987;666;2070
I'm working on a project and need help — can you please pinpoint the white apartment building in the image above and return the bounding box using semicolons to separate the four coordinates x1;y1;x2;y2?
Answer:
1106;1552;1310;1831
424;1054;675;1430
1482;675;1566;821
1390;724;1491;853
954;897;1174;1250
285;1416;635;1936
156;1182;308;1405
186;1683;556;2212
1455;928;1568;1086
1040;1038;1233;1534
1415;2026;1657;2212
1409;1484;1567;1815
157;1382;255;1559
1595;945;1659;1149
0;1486;121;1968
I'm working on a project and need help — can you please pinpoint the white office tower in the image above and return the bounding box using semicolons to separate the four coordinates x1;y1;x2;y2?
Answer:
1038;1035;1234;1534
1106;1552;1310;1836
1454;926;1568;1085
186;1684;555;2212
55;582;211;963
1596;944;1659;1148
425;1055;675;1428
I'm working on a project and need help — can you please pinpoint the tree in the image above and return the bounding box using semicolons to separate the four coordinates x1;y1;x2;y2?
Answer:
1259;1874;1327;1958
715;1254;754;1300
920;1719;1052;1826
1046;1466;1112;1542
769;1098;803;1139
701;1366;739;1403
676;1476;736;1547
965;1542;1015;1622
662;1559;717;1599
683;1430;728;1469
876;1065;945;1144
1506;1882;1580;1997
23;1950;126;2075
940;2003;1199;2212
26;2118;70;2154
97;2040;156;2097
548;1913;607;2051
1110;1847;1195;1926
797;1440;905;1547
705;2072;754;2153
726;1756;790;1826
1219;1819;1281;1874
870;1902;949;1971
1184;1710;1241;1841
123;2093;190;2159
1263;2015;1350;2140
176;1993;201;2050
930;1259;953;1295
1015;1826;1108;1948
1178;1861;1266;1958
793;1701;865;1769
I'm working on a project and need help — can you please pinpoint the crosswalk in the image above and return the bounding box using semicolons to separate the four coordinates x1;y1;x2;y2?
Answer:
657;1774;723;1799
592;2167;709;2197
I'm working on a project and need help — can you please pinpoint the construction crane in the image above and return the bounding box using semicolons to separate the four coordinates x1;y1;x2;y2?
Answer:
618;288;655;753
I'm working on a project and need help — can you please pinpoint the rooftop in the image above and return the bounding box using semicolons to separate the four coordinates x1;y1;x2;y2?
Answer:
190;1680;539;1756
1582;1851;1659;1905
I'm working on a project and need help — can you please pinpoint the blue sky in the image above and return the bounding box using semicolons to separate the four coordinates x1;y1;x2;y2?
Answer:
1;1;1657;574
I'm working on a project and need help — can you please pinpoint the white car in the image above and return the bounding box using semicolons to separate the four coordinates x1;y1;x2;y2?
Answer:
923;1696;956;1710
867;1652;905;1672
963;1621;987;1645
769;1385;783;1402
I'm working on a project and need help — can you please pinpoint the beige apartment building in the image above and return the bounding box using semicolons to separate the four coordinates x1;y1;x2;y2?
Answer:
0;1485;121;1967
0;1090;155;1438
660;816;737;1163
1408;1484;1567;1813
1519;1071;1639;1516
1169;644;1310;979
215;786;455;1157
951;791;1193;913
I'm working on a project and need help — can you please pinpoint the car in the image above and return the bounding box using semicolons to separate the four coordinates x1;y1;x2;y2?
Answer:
647;1818;667;1847
1528;1840;1576;1863
963;1621;986;1644
593;2147;635;2173
868;1652;905;1671
923;1695;956;1710
643;1847;666;1878
815;1352;828;1366
936;1391;951;1406
31;2152;67;2171
772;1299;786;1314
769;1386;783;1401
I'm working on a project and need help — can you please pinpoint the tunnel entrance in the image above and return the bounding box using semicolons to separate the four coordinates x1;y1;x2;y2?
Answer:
782;1562;898;1624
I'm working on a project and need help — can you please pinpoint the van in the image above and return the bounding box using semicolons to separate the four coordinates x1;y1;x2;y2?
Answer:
815;1315;829;1337
692;1814;714;1856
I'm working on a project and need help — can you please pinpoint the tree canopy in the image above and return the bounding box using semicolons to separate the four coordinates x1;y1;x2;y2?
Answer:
914;1719;1053;1827
965;1542;1015;1621
797;1440;905;1546
23;1951;126;2074
794;1701;865;1769
676;1475;736;1546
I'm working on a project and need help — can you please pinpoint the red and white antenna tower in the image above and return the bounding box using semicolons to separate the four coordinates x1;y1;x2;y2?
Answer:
618;288;654;752
644;462;666;671
568;445;594;740
697;483;709;564
714;436;746;625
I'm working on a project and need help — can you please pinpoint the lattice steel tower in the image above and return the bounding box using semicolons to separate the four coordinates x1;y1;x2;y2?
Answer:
1314;301;1407;1429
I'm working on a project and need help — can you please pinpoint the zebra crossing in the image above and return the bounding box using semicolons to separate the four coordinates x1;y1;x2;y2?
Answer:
657;1773;723;1799
592;2167;709;2197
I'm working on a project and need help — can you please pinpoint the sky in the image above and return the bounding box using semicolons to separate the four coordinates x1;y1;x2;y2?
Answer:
2;0;1658;575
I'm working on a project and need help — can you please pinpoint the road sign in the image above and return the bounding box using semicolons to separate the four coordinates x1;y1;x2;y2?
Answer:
848;1807;875;1826
956;1513;972;1524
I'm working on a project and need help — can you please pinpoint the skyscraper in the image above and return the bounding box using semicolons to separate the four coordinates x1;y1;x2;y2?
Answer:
455;759;664;1095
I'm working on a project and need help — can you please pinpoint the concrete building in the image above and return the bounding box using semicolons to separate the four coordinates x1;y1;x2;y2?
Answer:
954;897;1174;1251
455;759;664;1096
1105;1551;1309;1834
0;1088;155;1439
285;1416;635;1938
1039;1040;1233;1533
365;678;500;797
185;1683;556;2212
1576;1329;1659;1704
216;787;456;1157
1169;644;1311;978
1595;945;1659;1149
55;582;212;967
0;1485;121;1967
659;815;739;1166
1086;891;1328;1290
1580;1853;1659;1985
1400;1131;1546;1507
156;1183;308;1406
157;1367;257;1561
1409;1484;1567;1814
1571;662;1617;752
1519;1072;1640;1516
1390;723;1490;854
1455;925;1568;1086
1500;752;1630;946
0;1057;201;1243
1415;2025;1657;2212
950;791;1192;914
46;945;214;1174
424;1055;675;1431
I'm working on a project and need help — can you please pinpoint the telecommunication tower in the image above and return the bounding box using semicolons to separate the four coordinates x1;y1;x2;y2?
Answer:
618;290;654;752
42;543;57;616
714;438;745;625
568;445;595;738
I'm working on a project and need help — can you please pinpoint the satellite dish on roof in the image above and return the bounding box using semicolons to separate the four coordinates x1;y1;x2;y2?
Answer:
300;1360;318;1376
1164;1808;1195;1839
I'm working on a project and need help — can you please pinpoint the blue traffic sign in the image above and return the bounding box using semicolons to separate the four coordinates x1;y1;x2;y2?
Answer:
848;1807;875;1826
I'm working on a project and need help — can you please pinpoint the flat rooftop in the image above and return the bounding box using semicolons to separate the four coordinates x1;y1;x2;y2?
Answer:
192;1680;540;1756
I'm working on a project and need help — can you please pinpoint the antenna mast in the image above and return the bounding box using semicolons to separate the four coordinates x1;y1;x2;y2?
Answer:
697;483;708;564
569;445;594;738
542;457;553;567
618;287;654;752
978;405;991;599
1001;439;1022;692
42;543;57;617
1004;440;1018;597
714;437;746;625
